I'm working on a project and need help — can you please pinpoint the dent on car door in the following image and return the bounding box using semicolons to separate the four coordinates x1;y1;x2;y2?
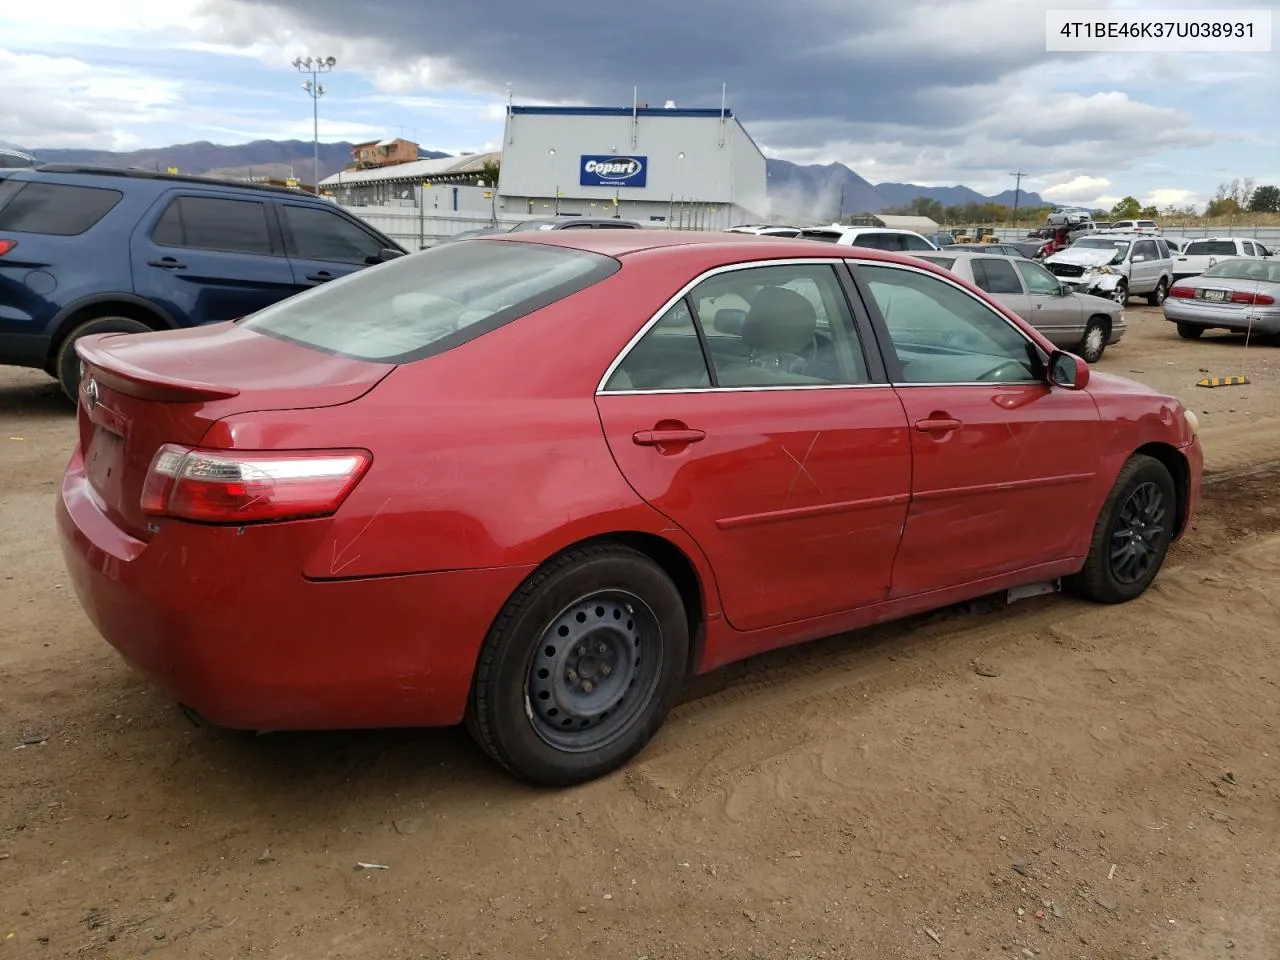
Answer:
594;261;912;633
277;202;391;287
850;261;1102;596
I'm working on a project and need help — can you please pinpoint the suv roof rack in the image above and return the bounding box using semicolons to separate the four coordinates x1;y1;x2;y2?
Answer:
31;164;313;197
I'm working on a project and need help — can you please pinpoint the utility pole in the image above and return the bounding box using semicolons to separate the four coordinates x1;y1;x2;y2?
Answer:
1009;171;1028;226
293;55;337;194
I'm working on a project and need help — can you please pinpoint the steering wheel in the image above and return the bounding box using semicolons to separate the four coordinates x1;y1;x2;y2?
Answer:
977;360;1030;382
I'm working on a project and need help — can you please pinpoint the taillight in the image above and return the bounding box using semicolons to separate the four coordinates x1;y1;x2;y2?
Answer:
0;239;16;256
1169;285;1194;298
1229;290;1275;305
140;443;371;523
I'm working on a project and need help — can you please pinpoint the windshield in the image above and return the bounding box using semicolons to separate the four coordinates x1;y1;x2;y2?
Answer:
241;240;619;363
507;219;560;232
1201;260;1280;283
1070;237;1131;252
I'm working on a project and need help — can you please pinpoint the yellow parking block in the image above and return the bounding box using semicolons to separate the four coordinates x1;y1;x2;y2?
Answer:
1195;375;1250;388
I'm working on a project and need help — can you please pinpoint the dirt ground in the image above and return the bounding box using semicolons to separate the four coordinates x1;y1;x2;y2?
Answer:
2;306;1278;959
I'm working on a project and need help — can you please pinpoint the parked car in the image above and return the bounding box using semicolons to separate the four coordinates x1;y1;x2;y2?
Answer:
1172;237;1270;282
916;251;1125;362
1163;258;1280;339
434;227;506;244
929;232;956;246
1105;219;1161;235
508;216;643;232
1042;234;1174;305
58;231;1203;786
1163;236;1188;255
797;225;938;252
725;224;803;238
0;165;406;400
943;242;1028;259
0;148;37;169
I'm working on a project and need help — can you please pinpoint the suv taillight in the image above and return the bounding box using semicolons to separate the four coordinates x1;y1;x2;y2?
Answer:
140;444;371;523
0;239;16;256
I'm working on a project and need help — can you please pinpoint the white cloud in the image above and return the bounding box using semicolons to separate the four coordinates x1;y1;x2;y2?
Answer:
1043;176;1113;203
1145;188;1196;208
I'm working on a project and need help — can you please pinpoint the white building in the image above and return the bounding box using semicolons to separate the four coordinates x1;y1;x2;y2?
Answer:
496;104;768;227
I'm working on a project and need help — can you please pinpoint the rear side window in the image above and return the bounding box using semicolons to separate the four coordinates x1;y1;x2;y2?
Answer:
850;232;904;251
240;240;620;363
901;234;935;251
1184;240;1237;256
152;196;273;255
280;204;384;263
0;181;122;236
971;258;1023;294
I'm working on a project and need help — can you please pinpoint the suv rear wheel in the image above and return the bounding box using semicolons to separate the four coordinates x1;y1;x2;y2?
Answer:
54;317;153;402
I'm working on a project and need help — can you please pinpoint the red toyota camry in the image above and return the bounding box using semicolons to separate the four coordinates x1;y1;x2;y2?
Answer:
57;231;1203;785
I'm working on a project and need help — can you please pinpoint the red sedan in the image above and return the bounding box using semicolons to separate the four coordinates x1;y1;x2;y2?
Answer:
57;232;1203;785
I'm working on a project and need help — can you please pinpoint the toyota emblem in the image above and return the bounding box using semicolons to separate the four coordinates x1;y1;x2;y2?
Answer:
84;378;99;412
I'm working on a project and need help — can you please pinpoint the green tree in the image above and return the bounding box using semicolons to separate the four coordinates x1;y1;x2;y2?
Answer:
1110;196;1142;219
1139;205;1159;218
1205;197;1242;218
476;158;501;188
1248;184;1280;213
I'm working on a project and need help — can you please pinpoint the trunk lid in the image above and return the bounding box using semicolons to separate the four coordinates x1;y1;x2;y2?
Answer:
75;321;393;540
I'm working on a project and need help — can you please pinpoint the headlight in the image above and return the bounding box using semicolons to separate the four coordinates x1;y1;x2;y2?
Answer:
1183;409;1199;436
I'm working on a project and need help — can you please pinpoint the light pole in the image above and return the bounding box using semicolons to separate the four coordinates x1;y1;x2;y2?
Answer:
1009;170;1027;226
548;148;558;215
293;55;336;194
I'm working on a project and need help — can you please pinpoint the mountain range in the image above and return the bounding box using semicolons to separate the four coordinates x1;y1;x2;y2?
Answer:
8;139;1047;217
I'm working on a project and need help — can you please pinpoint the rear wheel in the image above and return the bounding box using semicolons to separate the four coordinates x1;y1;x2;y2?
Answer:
54;317;153;402
466;545;689;786
1065;454;1177;604
1176;323;1205;340
1146;277;1168;306
1078;317;1109;363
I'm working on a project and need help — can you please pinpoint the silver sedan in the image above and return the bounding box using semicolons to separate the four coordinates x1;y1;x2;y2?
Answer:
1163;259;1280;340
914;251;1126;362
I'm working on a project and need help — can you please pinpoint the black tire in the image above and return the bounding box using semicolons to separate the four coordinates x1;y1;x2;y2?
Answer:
1078;317;1109;363
1109;279;1128;305
1176;323;1205;340
1146;277;1169;306
54;317;153;402
1065;454;1177;604
466;545;689;786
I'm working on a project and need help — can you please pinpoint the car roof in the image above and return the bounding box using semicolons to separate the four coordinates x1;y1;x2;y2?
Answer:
924;250;1026;262
23;164;316;199
490;229;949;267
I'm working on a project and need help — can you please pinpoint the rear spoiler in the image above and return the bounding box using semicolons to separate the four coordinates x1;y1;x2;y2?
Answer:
75;332;241;402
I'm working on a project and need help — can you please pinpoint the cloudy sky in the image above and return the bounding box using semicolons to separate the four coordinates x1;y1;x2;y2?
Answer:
1;0;1275;209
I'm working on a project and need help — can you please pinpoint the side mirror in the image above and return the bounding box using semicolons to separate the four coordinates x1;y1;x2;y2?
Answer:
1056;283;1071;297
713;308;746;335
1049;350;1090;389
380;247;406;261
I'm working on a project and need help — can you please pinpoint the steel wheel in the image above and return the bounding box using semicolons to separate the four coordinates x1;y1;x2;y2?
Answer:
1108;481;1167;585
526;591;662;752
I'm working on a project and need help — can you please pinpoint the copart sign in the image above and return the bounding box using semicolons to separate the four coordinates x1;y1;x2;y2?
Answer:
580;155;647;188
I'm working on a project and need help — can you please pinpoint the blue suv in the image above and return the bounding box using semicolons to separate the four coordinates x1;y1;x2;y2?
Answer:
0;165;405;400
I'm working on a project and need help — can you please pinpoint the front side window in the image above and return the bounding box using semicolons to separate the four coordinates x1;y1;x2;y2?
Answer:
281;204;385;263
849;232;903;251
1132;239;1158;260
970;258;1023;295
857;264;1040;385
901;234;935;251
242;240;619;363
0;181;122;236
152;196;273;255
1016;260;1062;296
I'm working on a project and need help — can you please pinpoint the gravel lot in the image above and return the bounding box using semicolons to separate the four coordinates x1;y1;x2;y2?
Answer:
2;306;1278;959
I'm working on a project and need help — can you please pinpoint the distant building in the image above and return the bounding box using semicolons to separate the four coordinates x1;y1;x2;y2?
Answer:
350;138;421;170
848;213;940;232
320;152;502;206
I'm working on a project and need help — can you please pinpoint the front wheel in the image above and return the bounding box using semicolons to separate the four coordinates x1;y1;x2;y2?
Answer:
466;545;689;786
1146;278;1169;306
1065;454;1177;604
1108;280;1129;305
1078;317;1109;363
54;317;153;402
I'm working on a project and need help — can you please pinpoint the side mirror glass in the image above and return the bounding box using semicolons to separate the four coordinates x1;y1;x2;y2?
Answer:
1049;350;1090;389
376;247;405;262
713;308;746;335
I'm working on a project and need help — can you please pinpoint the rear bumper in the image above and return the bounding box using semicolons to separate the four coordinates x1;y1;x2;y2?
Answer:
1162;301;1280;334
56;450;535;731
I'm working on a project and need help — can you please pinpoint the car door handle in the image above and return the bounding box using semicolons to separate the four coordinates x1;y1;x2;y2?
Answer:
1034;302;1044;309
147;257;186;269
306;271;334;282
914;417;962;433
633;428;706;446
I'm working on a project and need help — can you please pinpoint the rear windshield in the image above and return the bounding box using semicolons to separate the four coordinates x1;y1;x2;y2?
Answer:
0;180;123;235
1201;260;1280;282
240;239;620;363
798;230;844;243
1184;240;1237;256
